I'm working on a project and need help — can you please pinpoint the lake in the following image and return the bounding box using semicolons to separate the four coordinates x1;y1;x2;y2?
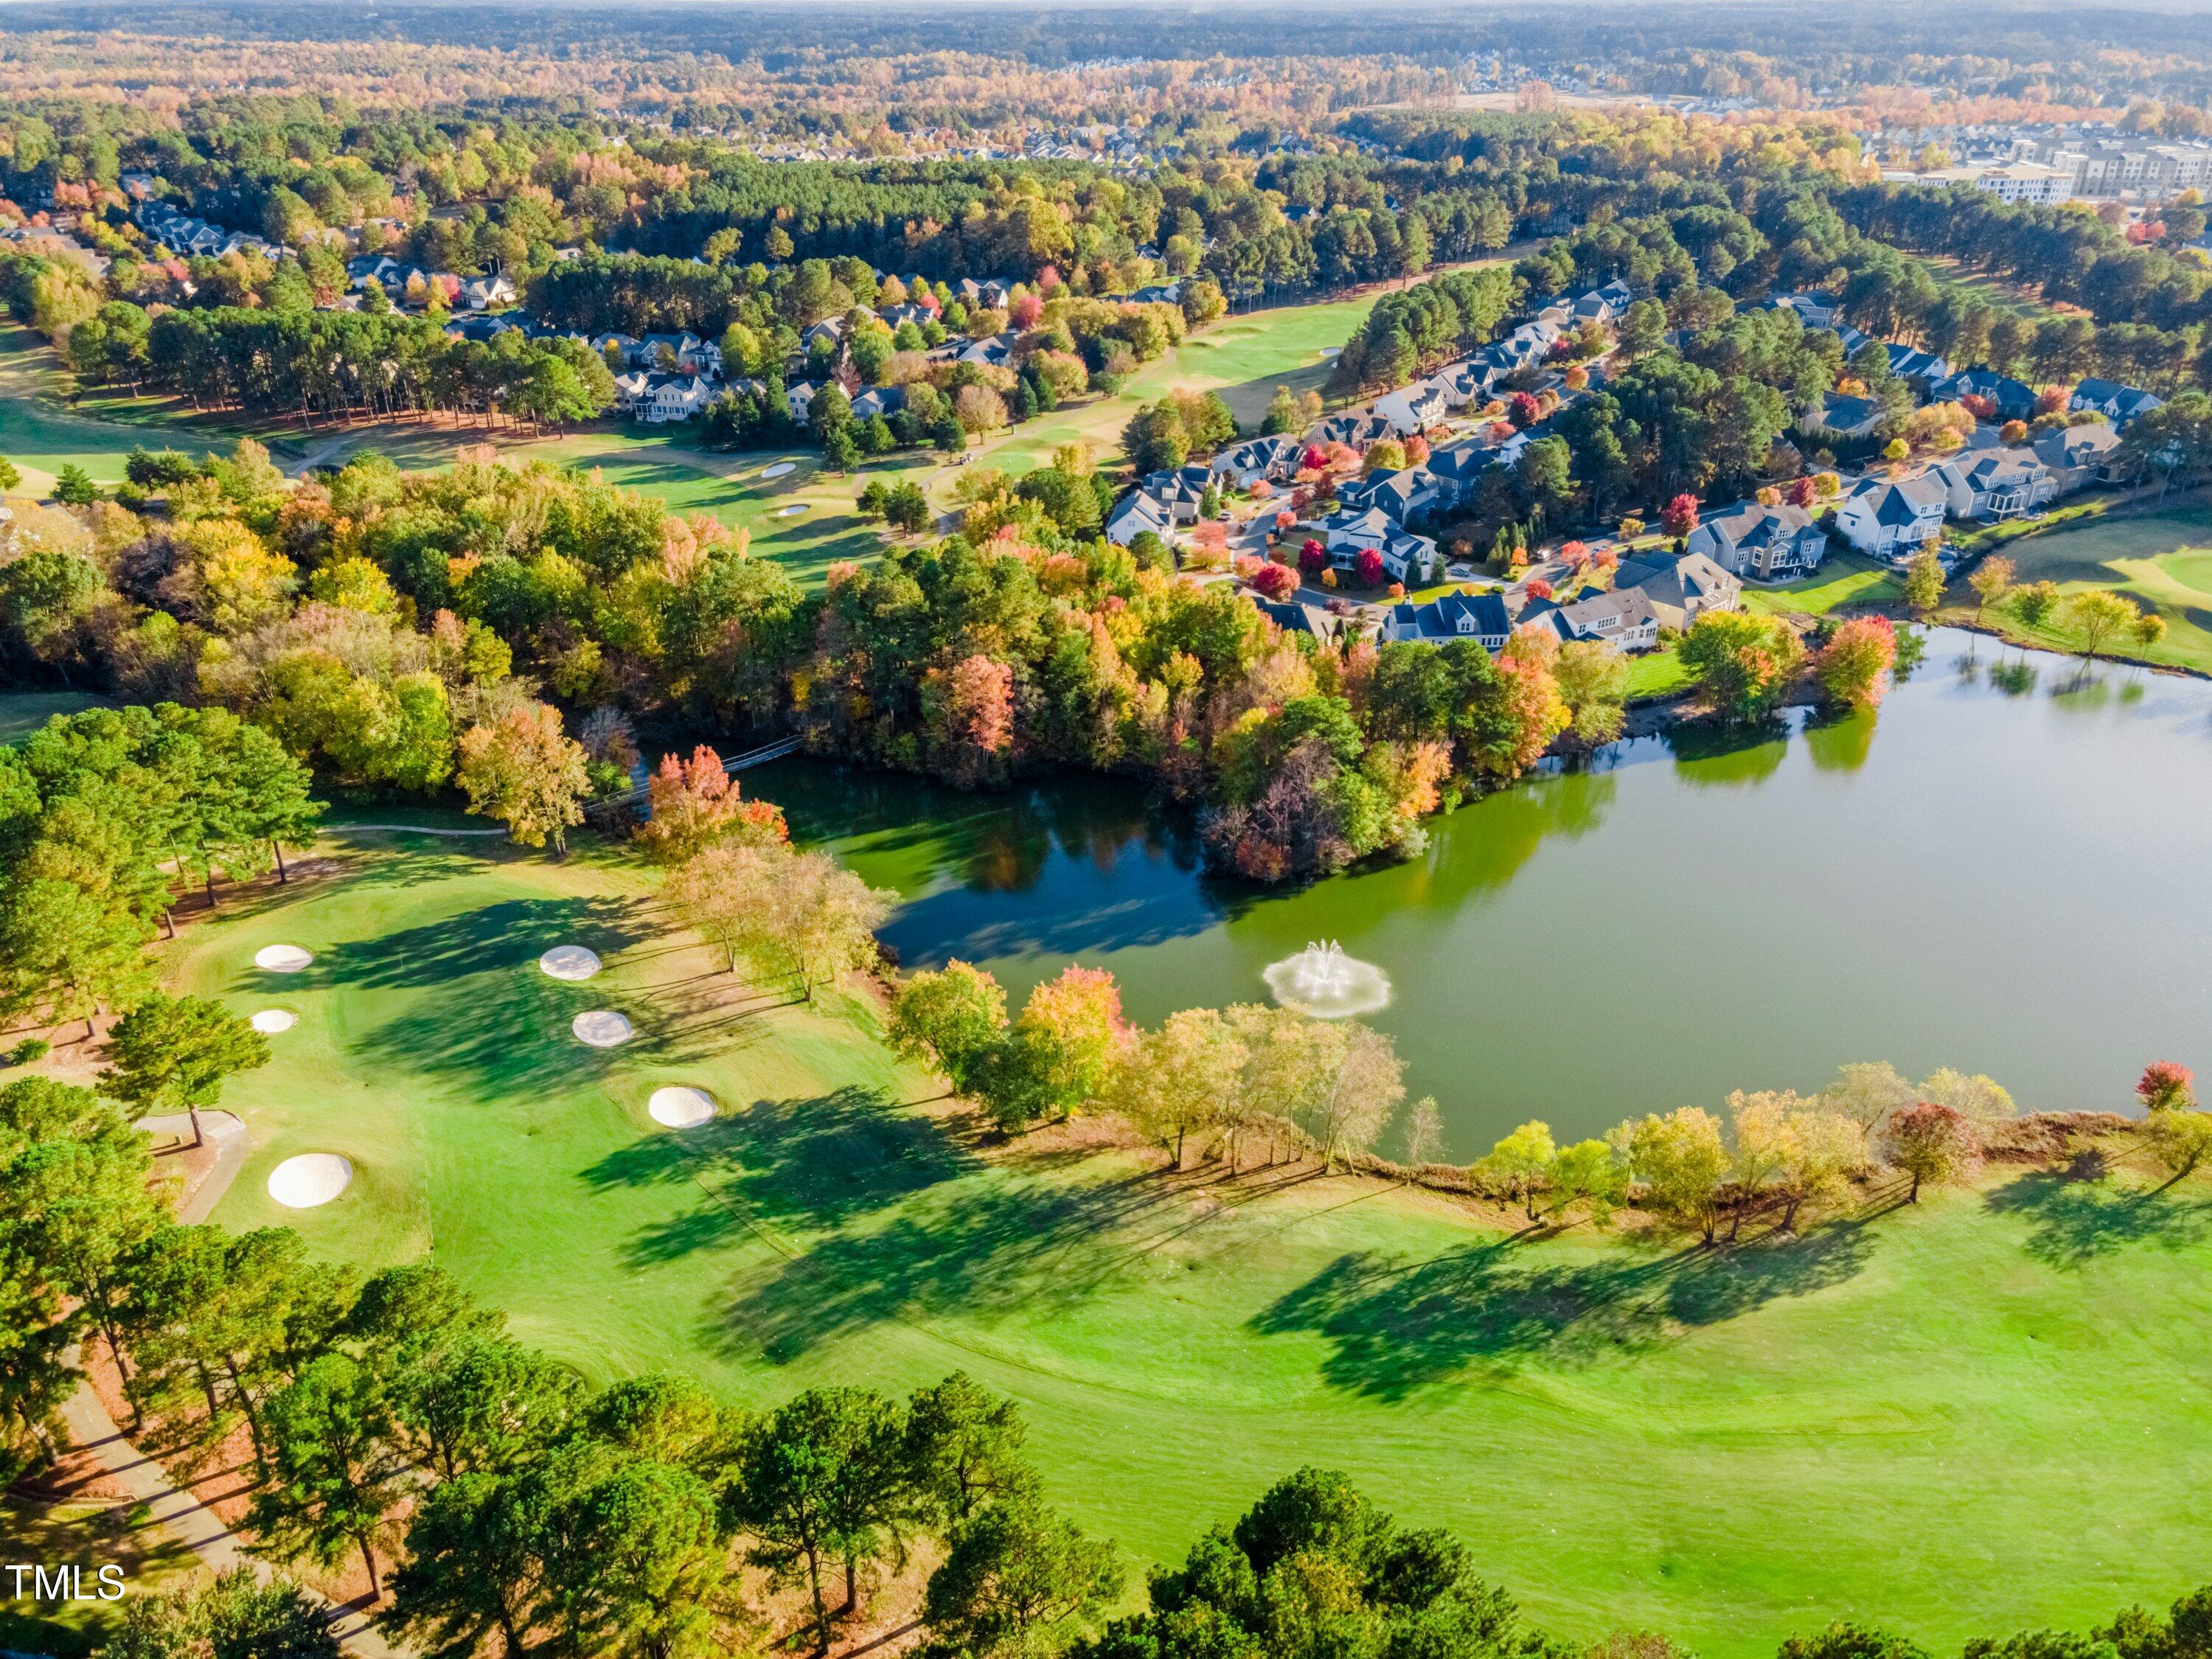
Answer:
757;628;2212;1158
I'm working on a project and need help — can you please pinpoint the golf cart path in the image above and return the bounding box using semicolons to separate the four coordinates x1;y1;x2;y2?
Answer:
59;1113;406;1657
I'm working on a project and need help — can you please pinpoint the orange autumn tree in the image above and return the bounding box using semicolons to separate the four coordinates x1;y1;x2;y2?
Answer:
633;745;789;864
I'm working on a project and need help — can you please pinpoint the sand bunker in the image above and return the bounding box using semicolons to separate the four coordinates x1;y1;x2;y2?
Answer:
775;503;810;516
268;1152;352;1208
572;1010;634;1048
254;944;313;973
540;945;602;981
648;1086;717;1128
250;1009;296;1034
761;460;798;479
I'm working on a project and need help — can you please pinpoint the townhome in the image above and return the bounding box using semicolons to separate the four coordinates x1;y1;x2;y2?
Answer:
2070;378;2163;429
1377;590;1512;647
1686;501;1829;581
1834;472;1949;557
1611;550;1742;630
2031;422;2131;493
1932;449;2056;521
1518;585;1660;651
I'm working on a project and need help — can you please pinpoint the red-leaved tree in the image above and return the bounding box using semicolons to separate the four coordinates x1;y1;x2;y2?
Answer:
1298;538;1327;576
1354;547;1387;587
1662;493;1700;538
2139;1061;2198;1113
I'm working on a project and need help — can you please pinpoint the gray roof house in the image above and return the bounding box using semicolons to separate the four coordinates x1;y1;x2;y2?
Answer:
1797;394;1887;442
1568;276;1635;323
2070;379;2163;429
1139;465;1214;521
1934;369;2036;423
1337;466;1448;526
1686;501;1828;582
1211;434;1304;487
1611;550;1743;630
850;385;908;420
1373;380;1451;437
1105;489;1176;546
1305;411;1395;451
2031;422;2129;493
1834;472;1949;557
1767;291;1841;329
1885;344;1953;392
1520;586;1660;652
1377;591;1512;647
1932;450;2056;521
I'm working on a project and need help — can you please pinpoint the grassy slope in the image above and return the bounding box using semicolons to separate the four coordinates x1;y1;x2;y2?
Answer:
141;831;2212;1658
1953;505;2212;672
1739;552;1902;619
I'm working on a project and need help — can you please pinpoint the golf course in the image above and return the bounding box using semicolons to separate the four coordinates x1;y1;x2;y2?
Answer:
0;290;1377;588
1953;504;2212;672
127;809;2212;1658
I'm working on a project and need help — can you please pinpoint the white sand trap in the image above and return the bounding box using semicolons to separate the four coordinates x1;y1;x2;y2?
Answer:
774;503;810;516
250;1009;296;1034
254;944;313;973
540;945;602;981
648;1086;717;1128
761;460;798;479
268;1153;351;1208
572;1010;634;1048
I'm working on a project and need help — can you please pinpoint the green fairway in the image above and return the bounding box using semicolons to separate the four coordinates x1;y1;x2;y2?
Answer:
961;292;1375;482
141;830;2212;1656
0;689;112;745
1964;506;2212;672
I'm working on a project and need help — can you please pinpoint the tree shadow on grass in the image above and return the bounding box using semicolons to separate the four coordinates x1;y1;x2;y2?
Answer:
1251;1221;1879;1400
293;897;646;991
711;1163;1206;1363
1983;1167;2212;1269
581;1085;977;1250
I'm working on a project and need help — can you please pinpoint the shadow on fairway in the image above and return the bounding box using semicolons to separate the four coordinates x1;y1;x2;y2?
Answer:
296;897;646;990
1983;1167;2212;1269
1252;1220;1879;1399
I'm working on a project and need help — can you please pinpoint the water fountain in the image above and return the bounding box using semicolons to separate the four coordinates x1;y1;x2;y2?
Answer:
1261;939;1391;1018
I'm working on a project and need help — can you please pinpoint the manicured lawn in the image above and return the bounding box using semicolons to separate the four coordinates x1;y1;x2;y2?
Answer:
1740;553;1901;617
108;828;2212;1657
0;1491;199;1655
1626;647;1693;699
1964;505;2212;673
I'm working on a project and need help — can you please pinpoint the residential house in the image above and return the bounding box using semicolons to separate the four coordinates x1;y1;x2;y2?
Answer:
2031;422;2131;493
1934;368;2036;422
1313;507;1438;584
460;274;518;310
1433;359;1494;409
611;369;655;414
638;332;717;373
1833;471;1949;557
850;386;907;422
1796;394;1887;442
1377;590;1512;647
1304;411;1395;451
588;332;642;364
801;317;846;353
956;332;1017;368
786;381;820;424
1138;465;1214;522
1127;282;1183;306
1210;434;1304;488
1885;344;1953;395
1932;449;2056;521
880;302;934;330
1105;488;1176;547
1519;586;1660;651
2070;379;2163;429
1252;597;1341;642
1612;550;1743;630
1337;466;1448;526
1568;276;1635;324
638;373;714;423
1373;380;1451;437
1686;501;1829;581
1767;291;1841;329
